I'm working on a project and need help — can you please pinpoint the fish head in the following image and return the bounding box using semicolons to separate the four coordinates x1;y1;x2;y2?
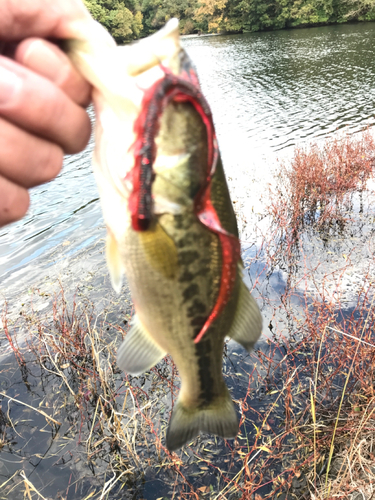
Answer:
66;19;190;234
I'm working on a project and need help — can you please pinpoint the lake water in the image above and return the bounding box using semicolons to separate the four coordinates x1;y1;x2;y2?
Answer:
1;22;375;297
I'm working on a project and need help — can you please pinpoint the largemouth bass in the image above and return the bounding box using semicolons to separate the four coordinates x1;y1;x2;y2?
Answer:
65;17;262;451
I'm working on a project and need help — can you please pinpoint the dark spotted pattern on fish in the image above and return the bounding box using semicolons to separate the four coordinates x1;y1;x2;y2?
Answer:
183;284;200;302
176;233;197;248
170;213;220;352
178;270;194;283
190;316;207;327
173;214;185;230
187;299;207;318
195;337;214;405
179;250;200;266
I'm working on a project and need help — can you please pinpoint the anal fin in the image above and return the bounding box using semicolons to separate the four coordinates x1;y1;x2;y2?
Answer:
166;385;238;451
117;315;166;376
228;270;262;352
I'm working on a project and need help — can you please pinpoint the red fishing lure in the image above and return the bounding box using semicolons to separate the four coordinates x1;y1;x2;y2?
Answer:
129;67;241;343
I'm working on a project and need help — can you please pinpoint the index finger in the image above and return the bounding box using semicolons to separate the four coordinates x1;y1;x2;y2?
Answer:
0;0;91;41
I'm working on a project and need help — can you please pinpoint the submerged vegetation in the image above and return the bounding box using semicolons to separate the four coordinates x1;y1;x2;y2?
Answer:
1;129;375;498
83;0;375;41
268;129;375;257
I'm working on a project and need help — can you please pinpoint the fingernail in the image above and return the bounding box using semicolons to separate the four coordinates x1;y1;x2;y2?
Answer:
0;66;22;105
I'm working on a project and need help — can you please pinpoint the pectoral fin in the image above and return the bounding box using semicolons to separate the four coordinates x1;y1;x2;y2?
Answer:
117;315;166;376
228;273;262;353
106;229;124;294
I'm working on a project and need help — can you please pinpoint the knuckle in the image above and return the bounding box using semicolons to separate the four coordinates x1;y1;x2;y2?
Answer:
7;0;40;27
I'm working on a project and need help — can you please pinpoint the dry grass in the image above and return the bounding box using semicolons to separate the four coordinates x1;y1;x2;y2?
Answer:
268;129;375;258
1;130;375;498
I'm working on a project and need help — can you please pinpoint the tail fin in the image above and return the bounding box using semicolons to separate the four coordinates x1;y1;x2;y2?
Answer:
166;386;238;451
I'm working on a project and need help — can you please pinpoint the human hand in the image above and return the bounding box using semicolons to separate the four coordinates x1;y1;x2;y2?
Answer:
0;0;93;226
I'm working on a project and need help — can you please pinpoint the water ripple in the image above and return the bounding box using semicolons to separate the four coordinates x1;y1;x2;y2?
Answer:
184;22;375;158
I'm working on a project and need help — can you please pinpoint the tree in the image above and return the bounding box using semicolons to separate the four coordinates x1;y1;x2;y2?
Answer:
84;0;375;41
342;0;375;19
194;0;228;32
84;0;143;42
